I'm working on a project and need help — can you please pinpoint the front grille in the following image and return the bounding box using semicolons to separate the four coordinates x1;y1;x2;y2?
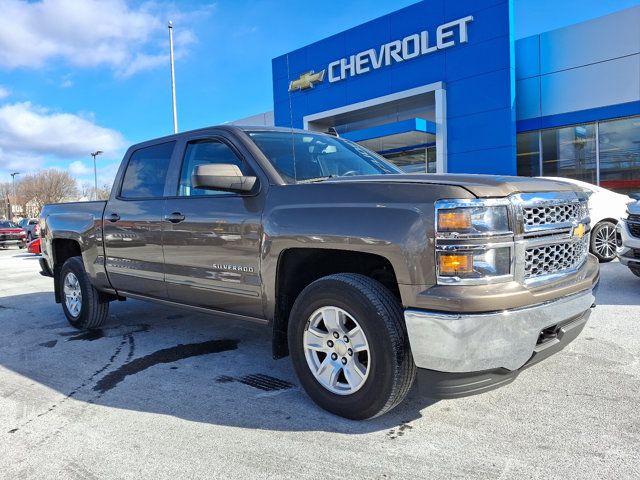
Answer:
524;237;589;279
628;214;640;238
522;202;588;229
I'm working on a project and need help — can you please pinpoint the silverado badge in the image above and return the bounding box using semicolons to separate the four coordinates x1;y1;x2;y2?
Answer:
288;70;325;92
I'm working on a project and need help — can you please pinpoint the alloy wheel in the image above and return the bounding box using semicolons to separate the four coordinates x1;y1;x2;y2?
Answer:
63;272;82;317
594;224;617;260
303;306;371;395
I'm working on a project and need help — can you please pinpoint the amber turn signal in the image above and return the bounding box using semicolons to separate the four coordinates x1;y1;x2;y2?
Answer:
438;254;473;276
438;210;472;231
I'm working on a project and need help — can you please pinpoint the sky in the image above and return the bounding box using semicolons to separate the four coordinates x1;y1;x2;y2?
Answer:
0;0;638;190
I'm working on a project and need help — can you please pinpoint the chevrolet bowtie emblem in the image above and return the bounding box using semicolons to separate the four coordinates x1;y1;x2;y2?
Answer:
288;70;325;92
572;223;586;239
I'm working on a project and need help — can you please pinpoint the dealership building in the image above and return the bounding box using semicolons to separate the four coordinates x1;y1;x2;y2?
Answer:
237;1;640;196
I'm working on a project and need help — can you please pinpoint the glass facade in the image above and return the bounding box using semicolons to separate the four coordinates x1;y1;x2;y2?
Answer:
516;131;540;177
383;147;437;173
598;117;640;196
517;115;640;198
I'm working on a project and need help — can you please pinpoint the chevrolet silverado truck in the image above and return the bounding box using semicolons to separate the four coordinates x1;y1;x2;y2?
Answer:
39;126;599;419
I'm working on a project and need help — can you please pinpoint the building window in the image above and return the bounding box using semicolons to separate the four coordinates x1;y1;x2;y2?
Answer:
383;147;436;173
541;123;597;184
516;131;540;176
598;116;640;198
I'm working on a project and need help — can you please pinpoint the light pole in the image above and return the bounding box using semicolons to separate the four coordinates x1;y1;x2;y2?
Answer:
9;172;20;220
90;151;103;200
168;20;178;134
10;172;20;196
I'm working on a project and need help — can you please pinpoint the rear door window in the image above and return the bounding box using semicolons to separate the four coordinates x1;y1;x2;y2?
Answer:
120;141;176;199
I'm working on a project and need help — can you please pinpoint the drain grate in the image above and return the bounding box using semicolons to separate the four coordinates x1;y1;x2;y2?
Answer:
215;373;295;392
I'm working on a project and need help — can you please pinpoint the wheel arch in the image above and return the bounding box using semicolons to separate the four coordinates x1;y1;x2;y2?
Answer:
271;247;401;359
51;238;82;303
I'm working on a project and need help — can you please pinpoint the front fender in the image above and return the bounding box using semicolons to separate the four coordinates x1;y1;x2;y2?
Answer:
259;182;474;319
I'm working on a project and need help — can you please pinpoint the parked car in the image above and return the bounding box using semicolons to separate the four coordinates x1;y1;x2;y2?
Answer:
616;200;640;278
18;218;40;242
542;177;634;262
39;126;599;419
0;220;27;249
28;238;41;255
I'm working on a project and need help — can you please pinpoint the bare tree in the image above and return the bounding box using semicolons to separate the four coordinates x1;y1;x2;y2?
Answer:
0;182;11;219
18;169;79;214
81;182;111;201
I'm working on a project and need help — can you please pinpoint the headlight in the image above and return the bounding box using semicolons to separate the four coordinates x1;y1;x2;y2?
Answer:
434;199;514;285
436;205;510;236
437;247;512;281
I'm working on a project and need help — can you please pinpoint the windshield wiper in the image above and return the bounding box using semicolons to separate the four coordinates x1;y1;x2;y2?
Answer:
297;175;335;184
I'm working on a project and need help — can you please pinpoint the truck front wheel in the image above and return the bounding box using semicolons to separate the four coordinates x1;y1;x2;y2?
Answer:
288;273;415;419
60;256;109;329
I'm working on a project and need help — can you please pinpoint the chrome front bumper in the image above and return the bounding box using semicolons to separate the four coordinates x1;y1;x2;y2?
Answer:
616;220;640;267
404;289;595;373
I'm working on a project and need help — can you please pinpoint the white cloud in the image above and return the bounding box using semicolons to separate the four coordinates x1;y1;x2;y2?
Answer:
0;102;126;160
0;0;210;77
0;86;10;99
69;160;92;176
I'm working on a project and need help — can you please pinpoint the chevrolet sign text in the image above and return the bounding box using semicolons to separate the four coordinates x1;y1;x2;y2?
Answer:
327;15;473;83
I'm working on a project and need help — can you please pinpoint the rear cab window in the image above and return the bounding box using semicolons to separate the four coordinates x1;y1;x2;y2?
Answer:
120;141;176;199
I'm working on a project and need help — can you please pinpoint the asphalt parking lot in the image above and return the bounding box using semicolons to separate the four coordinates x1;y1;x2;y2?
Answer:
0;248;638;479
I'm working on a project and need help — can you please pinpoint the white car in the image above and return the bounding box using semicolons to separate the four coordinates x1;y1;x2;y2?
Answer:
542;177;634;262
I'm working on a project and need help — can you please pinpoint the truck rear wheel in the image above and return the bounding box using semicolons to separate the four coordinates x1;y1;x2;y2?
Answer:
288;273;415;419
60;256;109;329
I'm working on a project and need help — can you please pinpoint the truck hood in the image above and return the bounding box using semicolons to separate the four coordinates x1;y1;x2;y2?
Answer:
324;173;583;198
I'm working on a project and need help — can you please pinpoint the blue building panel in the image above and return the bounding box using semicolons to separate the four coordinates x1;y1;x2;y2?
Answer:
515;35;540;80
448;107;515;155
272;0;517;175
448;145;517;175
341;118;437;143
448;69;514;119
444;0;508;19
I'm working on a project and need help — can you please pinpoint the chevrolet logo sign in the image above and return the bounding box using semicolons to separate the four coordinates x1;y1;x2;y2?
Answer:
572;223;586;239
288;70;325;92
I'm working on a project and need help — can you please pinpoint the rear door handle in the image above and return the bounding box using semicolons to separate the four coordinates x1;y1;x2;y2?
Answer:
108;213;120;222
164;212;185;223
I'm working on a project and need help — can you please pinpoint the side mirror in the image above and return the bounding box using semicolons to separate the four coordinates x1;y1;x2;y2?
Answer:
192;164;257;194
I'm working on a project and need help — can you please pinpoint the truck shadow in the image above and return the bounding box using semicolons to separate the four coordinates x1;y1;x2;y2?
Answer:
1;292;437;435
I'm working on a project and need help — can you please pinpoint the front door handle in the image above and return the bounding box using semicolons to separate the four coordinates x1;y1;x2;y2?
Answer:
164;212;185;223
108;213;120;222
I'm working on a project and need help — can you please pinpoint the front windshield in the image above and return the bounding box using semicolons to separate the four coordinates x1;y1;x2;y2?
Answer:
0;221;17;228
247;130;402;183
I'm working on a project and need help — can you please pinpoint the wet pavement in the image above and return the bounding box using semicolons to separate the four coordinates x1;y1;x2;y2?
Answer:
0;248;638;479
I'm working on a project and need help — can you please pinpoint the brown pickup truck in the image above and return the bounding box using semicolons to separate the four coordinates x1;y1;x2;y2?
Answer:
40;126;599;419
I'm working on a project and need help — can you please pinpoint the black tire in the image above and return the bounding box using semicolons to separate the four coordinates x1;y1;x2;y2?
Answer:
630;268;640;279
59;256;109;329
288;273;415;420
590;221;617;262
